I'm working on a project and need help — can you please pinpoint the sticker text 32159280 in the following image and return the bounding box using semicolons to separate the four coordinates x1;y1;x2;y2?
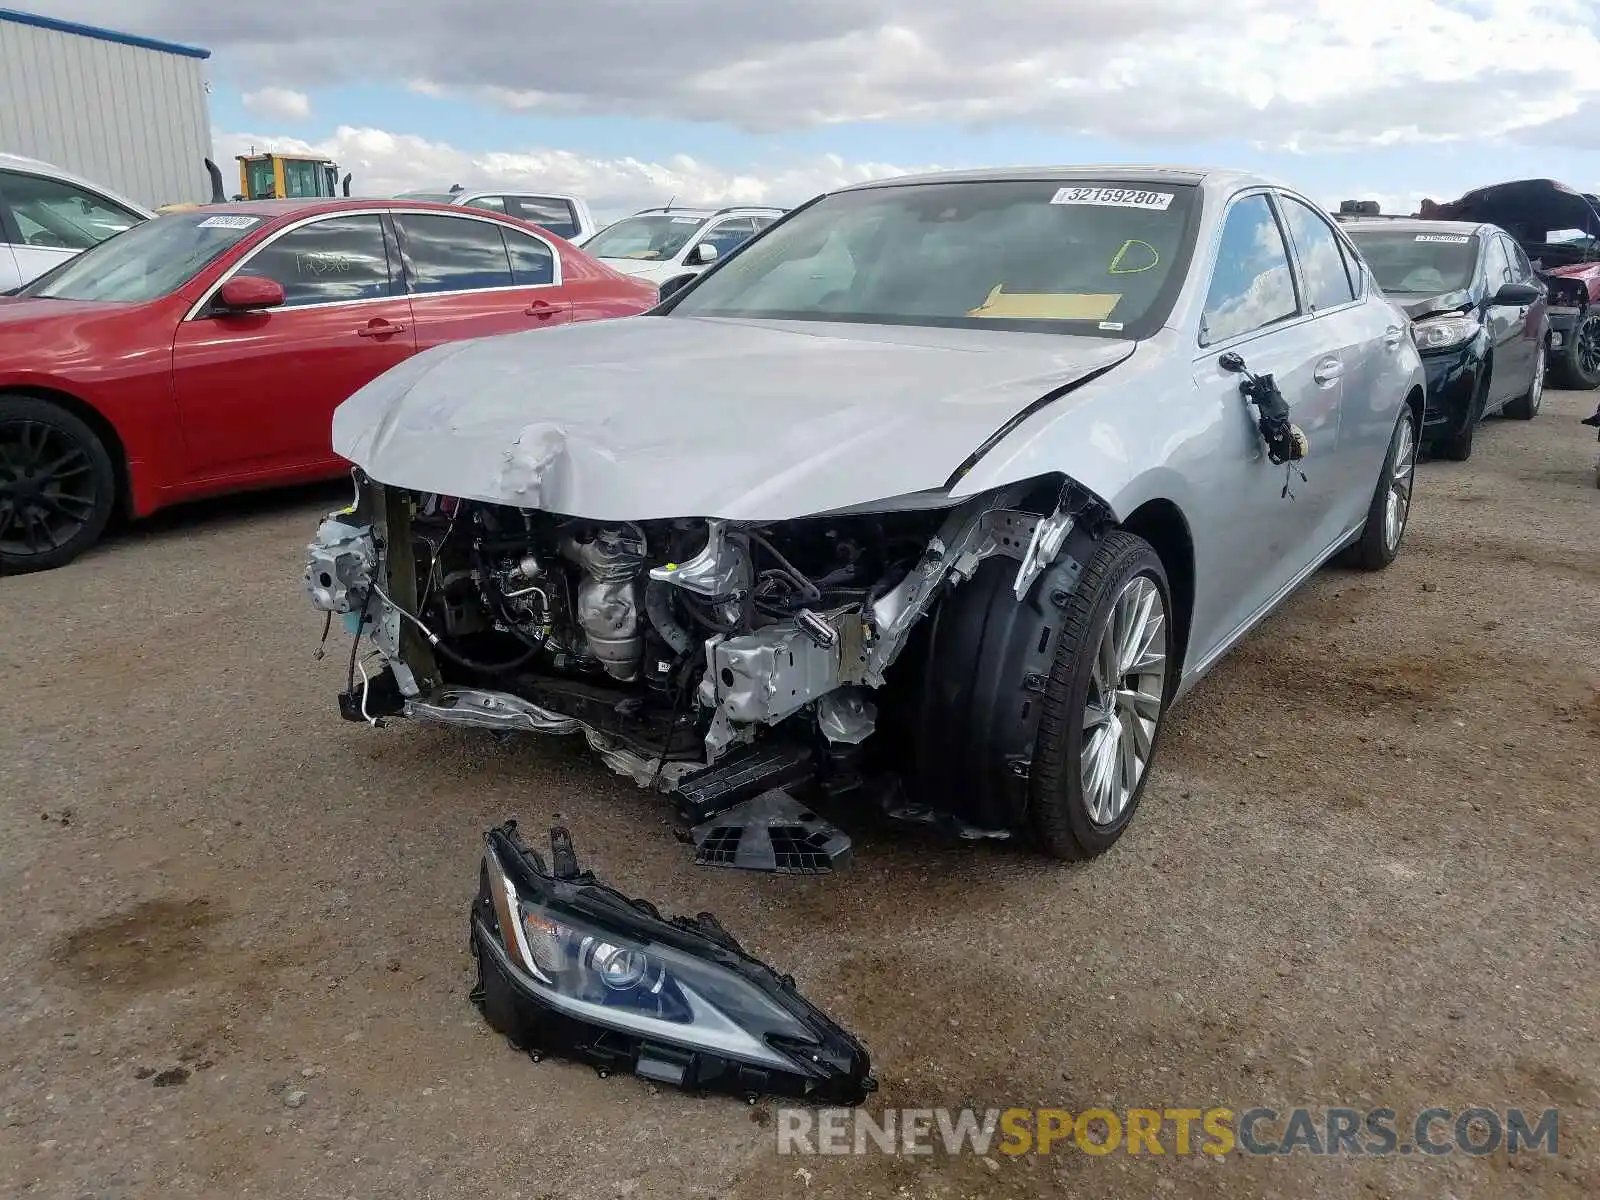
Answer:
1050;187;1174;211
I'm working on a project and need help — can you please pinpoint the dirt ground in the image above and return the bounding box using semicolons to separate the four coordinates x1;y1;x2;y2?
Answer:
1;392;1596;1200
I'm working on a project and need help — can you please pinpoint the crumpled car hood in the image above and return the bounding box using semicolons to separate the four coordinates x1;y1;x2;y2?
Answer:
332;315;1134;521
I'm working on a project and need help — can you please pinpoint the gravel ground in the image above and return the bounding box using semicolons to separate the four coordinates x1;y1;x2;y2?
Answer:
2;392;1596;1200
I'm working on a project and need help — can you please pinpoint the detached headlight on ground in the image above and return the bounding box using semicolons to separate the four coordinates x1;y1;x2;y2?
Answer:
1411;314;1480;352
471;822;874;1104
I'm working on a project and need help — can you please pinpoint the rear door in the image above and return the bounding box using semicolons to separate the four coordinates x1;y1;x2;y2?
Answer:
393;210;572;350
170;212;415;477
1187;191;1342;652
1276;192;1374;510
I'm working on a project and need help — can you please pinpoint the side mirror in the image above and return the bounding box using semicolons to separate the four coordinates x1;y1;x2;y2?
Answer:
657;274;695;302
1492;281;1541;307
690;242;720;266
215;276;285;313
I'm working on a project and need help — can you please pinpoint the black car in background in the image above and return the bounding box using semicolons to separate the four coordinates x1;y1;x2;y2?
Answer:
1343;218;1547;461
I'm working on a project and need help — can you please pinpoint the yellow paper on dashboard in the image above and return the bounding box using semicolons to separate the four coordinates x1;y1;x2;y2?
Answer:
967;285;1120;320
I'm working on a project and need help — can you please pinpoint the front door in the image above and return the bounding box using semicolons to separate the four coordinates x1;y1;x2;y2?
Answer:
1185;191;1344;658
1481;234;1529;406
169;212;415;478
392;212;572;350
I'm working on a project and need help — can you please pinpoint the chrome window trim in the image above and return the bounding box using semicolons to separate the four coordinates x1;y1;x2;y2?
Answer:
1195;187;1308;350
396;209;563;295
183;206;563;322
1274;189;1364;317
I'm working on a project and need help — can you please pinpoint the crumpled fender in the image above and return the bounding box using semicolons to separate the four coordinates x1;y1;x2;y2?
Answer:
947;334;1194;523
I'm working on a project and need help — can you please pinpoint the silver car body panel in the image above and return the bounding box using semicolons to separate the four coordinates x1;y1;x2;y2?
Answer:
330;164;1426;703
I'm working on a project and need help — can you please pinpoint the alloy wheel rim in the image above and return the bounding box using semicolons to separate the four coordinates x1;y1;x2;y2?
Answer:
1580;315;1600;377
0;420;97;558
1080;575;1168;828
1531;346;1546;412
1384;417;1416;552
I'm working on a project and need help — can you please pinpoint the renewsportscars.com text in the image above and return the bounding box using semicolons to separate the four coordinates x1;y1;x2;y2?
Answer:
776;1106;1560;1158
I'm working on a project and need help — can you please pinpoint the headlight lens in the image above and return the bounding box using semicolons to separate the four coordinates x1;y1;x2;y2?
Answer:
483;841;830;1073
1412;314;1479;352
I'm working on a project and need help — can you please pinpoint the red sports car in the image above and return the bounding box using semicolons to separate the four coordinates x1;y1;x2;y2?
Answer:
0;199;659;574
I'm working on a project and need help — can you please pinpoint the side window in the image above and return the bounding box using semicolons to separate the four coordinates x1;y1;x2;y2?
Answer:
397;213;514;293
503;227;556;286
1279;197;1356;310
1503;236;1533;281
697;217;757;259
463;196;508;215
507;196;580;240
1482;236;1514;287
1199;194;1299;346
0;170;142;250
233;214;395;307
751;216;778;232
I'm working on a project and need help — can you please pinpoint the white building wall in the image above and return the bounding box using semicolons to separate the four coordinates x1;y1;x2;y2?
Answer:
0;15;214;208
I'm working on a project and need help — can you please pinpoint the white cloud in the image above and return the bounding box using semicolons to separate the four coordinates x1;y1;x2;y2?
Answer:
214;125;935;219
240;87;312;122
31;0;1600;150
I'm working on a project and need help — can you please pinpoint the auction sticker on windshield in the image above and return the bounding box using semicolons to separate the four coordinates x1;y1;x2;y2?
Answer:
1051;187;1174;211
196;215;261;229
1415;234;1471;244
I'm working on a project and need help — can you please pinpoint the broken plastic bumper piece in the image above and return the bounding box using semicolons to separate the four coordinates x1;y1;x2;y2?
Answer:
470;822;875;1104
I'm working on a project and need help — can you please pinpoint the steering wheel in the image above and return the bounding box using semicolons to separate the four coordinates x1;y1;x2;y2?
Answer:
27;231;71;249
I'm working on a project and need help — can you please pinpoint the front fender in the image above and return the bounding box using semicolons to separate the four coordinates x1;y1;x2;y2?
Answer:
947;335;1191;521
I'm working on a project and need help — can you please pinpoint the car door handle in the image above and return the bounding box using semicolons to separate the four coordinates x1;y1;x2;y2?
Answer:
1314;356;1344;385
525;301;559;319
356;319;406;338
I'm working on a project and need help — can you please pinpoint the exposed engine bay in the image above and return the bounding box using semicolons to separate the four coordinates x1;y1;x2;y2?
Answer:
306;471;1104;871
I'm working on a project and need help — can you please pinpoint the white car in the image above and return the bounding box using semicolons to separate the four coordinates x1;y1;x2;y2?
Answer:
0;154;152;291
394;187;599;244
580;206;786;287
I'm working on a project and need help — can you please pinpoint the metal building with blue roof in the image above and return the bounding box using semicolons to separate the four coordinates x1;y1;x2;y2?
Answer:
0;7;215;208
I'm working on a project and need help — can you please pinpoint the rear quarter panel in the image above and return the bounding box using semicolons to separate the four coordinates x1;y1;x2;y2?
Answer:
558;245;660;322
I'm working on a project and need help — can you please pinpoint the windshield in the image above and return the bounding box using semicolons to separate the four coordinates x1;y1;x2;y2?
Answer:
665;180;1199;336
584;214;707;260
1347;230;1479;294
18;211;263;302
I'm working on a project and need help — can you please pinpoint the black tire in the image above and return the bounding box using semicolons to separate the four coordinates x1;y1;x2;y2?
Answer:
1432;374;1482;461
893;526;1173;860
1503;340;1546;420
1551;310;1600;391
1028;532;1173;859
1339;406;1417;572
0;395;116;575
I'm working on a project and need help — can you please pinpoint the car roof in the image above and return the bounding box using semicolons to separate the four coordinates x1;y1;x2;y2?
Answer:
628;205;786;217
180;198;527;220
0;152;155;217
834;164;1275;195
1342;218;1489;236
397;188;587;202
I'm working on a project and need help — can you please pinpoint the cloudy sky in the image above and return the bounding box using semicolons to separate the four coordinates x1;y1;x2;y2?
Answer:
24;0;1600;221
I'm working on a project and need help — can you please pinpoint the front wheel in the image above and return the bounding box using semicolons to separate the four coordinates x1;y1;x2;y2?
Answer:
1551;310;1600;390
0;395;117;575
1028;532;1173;859
1503;341;1545;419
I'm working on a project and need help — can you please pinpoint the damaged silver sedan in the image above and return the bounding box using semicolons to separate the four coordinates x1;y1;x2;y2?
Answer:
306;166;1427;870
